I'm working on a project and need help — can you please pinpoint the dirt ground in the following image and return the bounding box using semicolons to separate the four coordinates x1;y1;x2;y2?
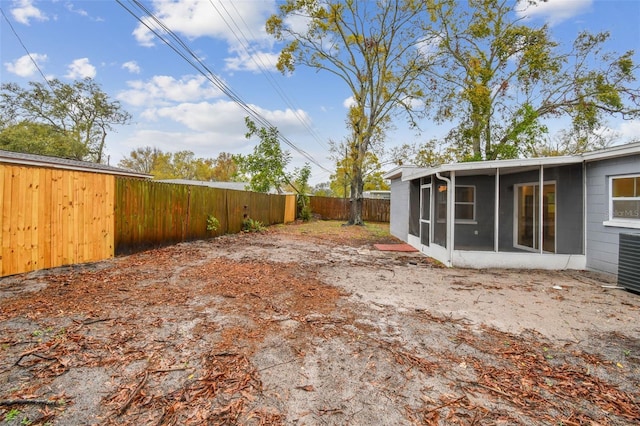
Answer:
1;220;639;425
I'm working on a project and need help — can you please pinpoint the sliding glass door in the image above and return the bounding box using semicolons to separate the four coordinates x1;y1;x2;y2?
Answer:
515;183;556;253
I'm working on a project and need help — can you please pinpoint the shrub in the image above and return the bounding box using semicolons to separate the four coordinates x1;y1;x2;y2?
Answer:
207;215;220;232
242;218;266;232
299;204;312;222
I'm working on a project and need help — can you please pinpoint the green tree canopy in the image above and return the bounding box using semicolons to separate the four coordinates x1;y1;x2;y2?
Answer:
419;0;640;160
0;78;131;162
0;122;85;159
210;152;240;182
235;117;312;194
118;146;166;174
329;138;389;198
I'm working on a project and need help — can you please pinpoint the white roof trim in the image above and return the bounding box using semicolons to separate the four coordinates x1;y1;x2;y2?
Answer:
383;165;419;180
401;156;582;181
581;141;640;161
388;141;640;182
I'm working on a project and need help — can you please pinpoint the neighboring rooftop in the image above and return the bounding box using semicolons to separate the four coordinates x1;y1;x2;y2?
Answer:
0;149;151;178
155;179;250;191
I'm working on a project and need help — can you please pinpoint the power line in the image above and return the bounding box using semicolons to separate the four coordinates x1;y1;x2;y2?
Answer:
212;0;330;153
0;7;53;91
115;0;331;173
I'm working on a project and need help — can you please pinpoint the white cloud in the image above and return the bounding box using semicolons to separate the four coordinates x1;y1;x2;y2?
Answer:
130;0;280;73
283;13;312;36
516;0;592;26
115;100;313;159
254;104;312;134
118;75;223;107
343;96;356;109
117;128;249;157
132;0;276;47
148;100;310;136
151;100;246;132
224;48;279;73
4;53;47;77
10;0;48;25
65;2;88;17
616;120;640;142
132;24;156;48
416;34;442;59
122;61;141;74
65;58;96;79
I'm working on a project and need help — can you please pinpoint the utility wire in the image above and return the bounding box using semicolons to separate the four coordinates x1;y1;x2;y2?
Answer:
214;0;330;153
0;7;54;91
116;0;331;173
128;0;327;171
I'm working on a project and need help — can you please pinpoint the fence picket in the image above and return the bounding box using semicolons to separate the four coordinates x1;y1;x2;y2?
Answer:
309;196;390;222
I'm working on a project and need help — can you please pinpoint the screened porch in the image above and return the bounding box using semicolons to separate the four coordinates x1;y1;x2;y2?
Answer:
404;159;587;269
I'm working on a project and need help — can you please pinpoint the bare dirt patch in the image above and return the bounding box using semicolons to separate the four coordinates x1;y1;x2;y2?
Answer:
1;220;638;425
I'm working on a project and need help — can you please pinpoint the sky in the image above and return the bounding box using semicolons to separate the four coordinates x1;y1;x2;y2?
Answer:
1;0;640;185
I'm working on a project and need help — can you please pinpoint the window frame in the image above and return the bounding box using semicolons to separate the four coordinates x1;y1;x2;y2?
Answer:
606;174;640;229
454;185;476;223
435;185;477;224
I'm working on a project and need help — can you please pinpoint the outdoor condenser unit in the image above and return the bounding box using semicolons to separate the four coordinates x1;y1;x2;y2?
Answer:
618;233;640;293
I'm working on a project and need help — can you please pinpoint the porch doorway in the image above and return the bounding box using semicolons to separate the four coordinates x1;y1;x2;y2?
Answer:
420;184;431;246
515;183;556;253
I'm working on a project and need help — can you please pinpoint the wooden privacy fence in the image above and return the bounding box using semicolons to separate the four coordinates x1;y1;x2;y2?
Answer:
115;178;296;254
309;196;390;222
1;169;296;277
1;164;115;277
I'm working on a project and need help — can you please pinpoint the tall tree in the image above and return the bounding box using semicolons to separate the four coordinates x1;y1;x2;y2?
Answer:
329;138;389;197
235;117;291;193
312;182;334;197
267;0;428;225
0;78;131;163
118;147;231;181
0;122;85;159
118;146;166;174
420;0;640;160
211;152;240;181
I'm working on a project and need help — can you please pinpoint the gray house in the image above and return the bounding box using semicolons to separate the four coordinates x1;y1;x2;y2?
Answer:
384;142;640;276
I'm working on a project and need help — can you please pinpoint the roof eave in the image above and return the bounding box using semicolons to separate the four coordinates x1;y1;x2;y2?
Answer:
383;165;420;180
400;156;582;181
581;141;640;161
0;156;151;179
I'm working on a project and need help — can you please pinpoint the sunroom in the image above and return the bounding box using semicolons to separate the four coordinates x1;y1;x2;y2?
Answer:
388;157;587;269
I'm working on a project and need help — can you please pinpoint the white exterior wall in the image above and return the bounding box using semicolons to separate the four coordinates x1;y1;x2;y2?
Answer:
389;178;410;242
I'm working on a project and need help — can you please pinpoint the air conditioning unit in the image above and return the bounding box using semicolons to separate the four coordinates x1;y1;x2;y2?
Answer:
618;233;640;293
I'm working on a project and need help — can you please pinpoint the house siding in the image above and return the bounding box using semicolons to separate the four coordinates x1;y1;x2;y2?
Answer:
389;178;410;242
555;164;584;254
454;175;495;250
585;154;640;275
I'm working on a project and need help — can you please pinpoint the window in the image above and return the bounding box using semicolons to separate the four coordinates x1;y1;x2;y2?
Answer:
436;185;476;222
455;186;476;222
610;175;640;221
436;184;447;221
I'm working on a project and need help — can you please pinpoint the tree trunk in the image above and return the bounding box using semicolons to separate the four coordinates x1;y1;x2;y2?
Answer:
348;151;365;226
349;177;364;225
